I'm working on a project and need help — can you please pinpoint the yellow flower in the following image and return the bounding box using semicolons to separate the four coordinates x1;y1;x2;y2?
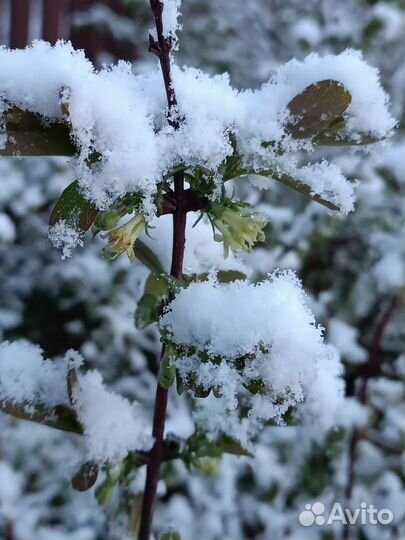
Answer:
211;202;266;257
102;214;146;261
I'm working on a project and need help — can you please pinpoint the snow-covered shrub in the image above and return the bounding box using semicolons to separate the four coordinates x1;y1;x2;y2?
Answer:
0;1;403;540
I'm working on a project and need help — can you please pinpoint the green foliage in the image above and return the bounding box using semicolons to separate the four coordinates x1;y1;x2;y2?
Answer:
182;269;247;286
134;271;174;330
0;107;76;156
158;346;177;389
71;461;99;492
285;79;351;139
134;293;160;329
95;464;122;506
207;198;267;257
133;239;166;275
0;399;82;434
49;180;99;232
183;430;253;471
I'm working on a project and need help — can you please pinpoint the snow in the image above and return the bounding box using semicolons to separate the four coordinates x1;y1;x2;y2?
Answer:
373;4;405;41
0;43;395;215
291;19;322;47
0;340;152;463
267;49;396;140
48;219;84;260
161;271;344;442
72;370;153;463
0;462;23;520
0;41;159;210
0;4;402;538
328;318;367;364
293;161;356;214
0;340;72;408
162;0;182;42
162;270;326;359
373;250;404;292
334;397;369;429
0;212;16;243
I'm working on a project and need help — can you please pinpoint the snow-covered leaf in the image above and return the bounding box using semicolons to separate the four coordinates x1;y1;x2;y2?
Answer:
286;79;351;139
49;180;99;232
0;107;75;156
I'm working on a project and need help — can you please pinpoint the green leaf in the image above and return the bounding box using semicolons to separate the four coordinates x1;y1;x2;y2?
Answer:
0;107;76;156
95;482;114;506
219;154;341;213
314;131;380;146
0;399;82;434
144;272;170;298
158;349;176;389
133;239;165;275
71;462;99;492
185;430;253;461
217;434;253;457
272;171;340;211
134;293;159;329
286;80;352;139
93;209;122;231
183;269;247;286
94;464;121;506
243;168;340;211
190;456;219;476
176;370;187;395
217;270;247;283
49;180;99;232
160;532;182;540
244;378;266;395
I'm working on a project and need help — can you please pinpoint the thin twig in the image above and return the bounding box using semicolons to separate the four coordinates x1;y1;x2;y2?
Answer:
343;296;399;540
138;3;186;539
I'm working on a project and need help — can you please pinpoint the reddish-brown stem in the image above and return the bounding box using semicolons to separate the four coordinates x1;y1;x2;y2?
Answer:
138;3;185;539
138;171;186;540
149;0;178;118
343;296;399;540
5;522;16;540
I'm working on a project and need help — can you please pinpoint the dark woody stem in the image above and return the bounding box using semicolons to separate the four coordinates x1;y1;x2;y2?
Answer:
138;3;185;539
343;296;399;540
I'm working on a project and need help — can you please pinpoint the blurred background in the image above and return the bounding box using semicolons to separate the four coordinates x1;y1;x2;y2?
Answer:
0;1;404;539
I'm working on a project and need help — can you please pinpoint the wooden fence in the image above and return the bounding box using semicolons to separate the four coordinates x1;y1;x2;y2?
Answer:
2;0;138;63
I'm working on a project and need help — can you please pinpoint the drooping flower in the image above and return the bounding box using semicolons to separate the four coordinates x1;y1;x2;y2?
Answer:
102;214;146;261
209;200;267;257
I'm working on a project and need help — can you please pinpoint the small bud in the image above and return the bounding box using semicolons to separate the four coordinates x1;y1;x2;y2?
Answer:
95;482;114;506
94;209;122;231
71;461;99;492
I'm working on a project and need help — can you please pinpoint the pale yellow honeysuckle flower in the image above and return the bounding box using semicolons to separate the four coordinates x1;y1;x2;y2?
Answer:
102;214;146;261
211;203;267;258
